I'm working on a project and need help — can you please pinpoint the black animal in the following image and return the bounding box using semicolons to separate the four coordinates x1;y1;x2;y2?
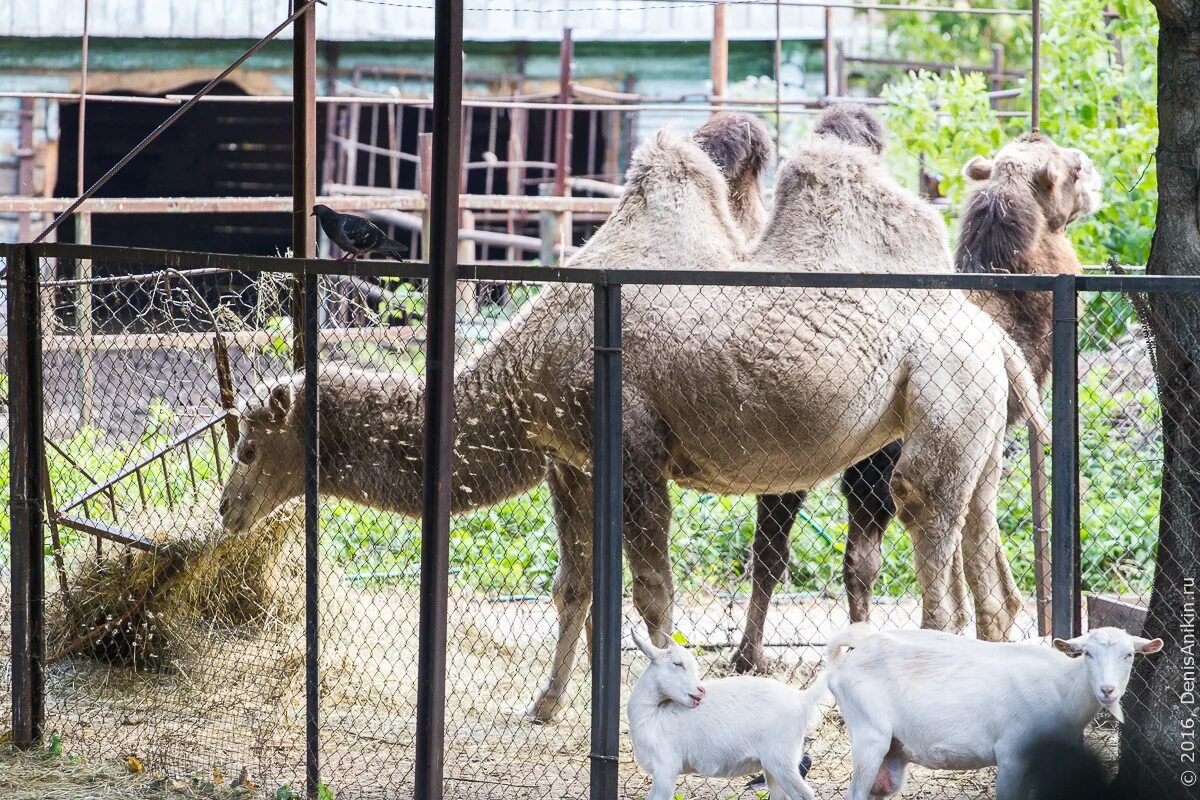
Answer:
312;205;408;261
1017;737;1123;800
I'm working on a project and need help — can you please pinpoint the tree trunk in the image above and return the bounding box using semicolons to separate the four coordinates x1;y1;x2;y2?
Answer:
1117;6;1200;799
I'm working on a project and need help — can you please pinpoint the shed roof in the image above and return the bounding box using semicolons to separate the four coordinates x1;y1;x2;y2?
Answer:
2;0;850;42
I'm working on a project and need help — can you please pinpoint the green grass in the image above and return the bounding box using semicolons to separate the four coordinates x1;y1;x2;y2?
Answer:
0;367;1161;601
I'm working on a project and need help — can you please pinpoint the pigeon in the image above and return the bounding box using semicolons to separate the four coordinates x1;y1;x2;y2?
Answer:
311;204;408;261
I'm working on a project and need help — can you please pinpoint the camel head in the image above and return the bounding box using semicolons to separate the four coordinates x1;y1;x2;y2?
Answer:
691;113;773;239
219;377;305;535
962;133;1102;231
692;112;773;186
810;104;886;156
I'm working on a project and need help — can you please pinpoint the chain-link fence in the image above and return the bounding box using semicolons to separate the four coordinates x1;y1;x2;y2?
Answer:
2;243;1197;799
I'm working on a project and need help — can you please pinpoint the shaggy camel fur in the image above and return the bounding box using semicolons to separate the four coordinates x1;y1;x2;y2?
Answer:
219;130;1047;724
733;122;1100;671
689;107;987;673
692;112;773;238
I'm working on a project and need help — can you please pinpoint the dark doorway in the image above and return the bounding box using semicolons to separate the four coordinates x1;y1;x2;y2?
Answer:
55;80;325;256
53;81;326;332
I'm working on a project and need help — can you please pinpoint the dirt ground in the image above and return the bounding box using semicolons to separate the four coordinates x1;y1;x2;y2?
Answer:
0;564;1125;800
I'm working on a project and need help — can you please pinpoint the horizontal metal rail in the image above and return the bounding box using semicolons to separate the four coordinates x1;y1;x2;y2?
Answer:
53;515;158;552
20;244;1200;292
0;326;422;355
0;194;618;215
56;412;234;516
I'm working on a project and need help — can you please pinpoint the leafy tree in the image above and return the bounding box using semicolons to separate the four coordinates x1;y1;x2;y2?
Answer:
883;0;1159;269
1114;3;1200;798
860;1;1032;69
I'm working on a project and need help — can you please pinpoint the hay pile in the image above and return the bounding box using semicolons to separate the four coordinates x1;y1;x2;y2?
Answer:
0;747;262;800
49;505;301;669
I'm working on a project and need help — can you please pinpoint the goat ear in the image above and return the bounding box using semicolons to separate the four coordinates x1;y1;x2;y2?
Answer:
1035;160;1060;192
631;627;665;661
267;382;294;422
1133;637;1164;654
1053;636;1086;657
962;156;993;181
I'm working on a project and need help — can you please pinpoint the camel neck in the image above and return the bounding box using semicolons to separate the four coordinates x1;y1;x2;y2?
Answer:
313;350;549;517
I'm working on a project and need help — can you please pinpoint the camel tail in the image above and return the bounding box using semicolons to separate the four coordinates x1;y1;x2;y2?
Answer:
1001;335;1049;444
1001;334;1053;634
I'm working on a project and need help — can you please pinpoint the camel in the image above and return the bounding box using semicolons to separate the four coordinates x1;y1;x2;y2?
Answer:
690;106;962;671
218;129;1048;723
730;120;1101;672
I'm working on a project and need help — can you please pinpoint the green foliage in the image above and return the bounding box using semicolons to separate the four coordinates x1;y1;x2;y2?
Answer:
881;69;1008;208
376;280;425;325
264;316;293;360
862;2;1032;71
1039;0;1159;266
881;0;1159;269
273;786;301;800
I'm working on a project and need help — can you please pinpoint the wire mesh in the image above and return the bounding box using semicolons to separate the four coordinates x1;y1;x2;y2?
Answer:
2;247;1195;798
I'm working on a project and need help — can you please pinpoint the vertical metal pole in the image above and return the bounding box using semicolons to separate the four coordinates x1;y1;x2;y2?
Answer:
302;273;320;800
290;2;319;796
773;0;782;153
416;0;463;796
8;244;46;748
15;99;33;241
823;7;834;99
77;0;89;200
1051;275;1079;639
1031;0;1041;131
292;0;317;368
590;282;623;800
554;28;574;198
711;4;728;111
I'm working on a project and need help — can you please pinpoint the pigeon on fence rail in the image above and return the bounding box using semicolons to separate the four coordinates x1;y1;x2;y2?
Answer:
312;204;408;261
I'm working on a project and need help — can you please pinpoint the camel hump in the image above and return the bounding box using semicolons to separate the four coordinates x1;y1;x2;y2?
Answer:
691;112;773;182
623;129;730;205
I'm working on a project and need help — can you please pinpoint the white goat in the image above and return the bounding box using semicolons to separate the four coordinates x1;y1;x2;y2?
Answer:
825;624;1164;800
628;628;830;800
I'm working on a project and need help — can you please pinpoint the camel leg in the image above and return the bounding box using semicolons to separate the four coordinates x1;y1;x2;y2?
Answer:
732;492;804;674
891;388;991;634
624;470;674;646
961;434;1023;641
526;461;593;723
841;442;901;623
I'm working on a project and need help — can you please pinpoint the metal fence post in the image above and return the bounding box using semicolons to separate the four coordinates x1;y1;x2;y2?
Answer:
1051;274;1080;639
416;0;464;797
8;243;46;748
303;272;321;799
590;281;623;800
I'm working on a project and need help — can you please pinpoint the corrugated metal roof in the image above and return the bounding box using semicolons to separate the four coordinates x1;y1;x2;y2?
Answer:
1;0;851;42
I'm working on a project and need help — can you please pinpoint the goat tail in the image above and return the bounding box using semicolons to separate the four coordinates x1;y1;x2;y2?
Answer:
824;623;875;667
802;668;836;732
